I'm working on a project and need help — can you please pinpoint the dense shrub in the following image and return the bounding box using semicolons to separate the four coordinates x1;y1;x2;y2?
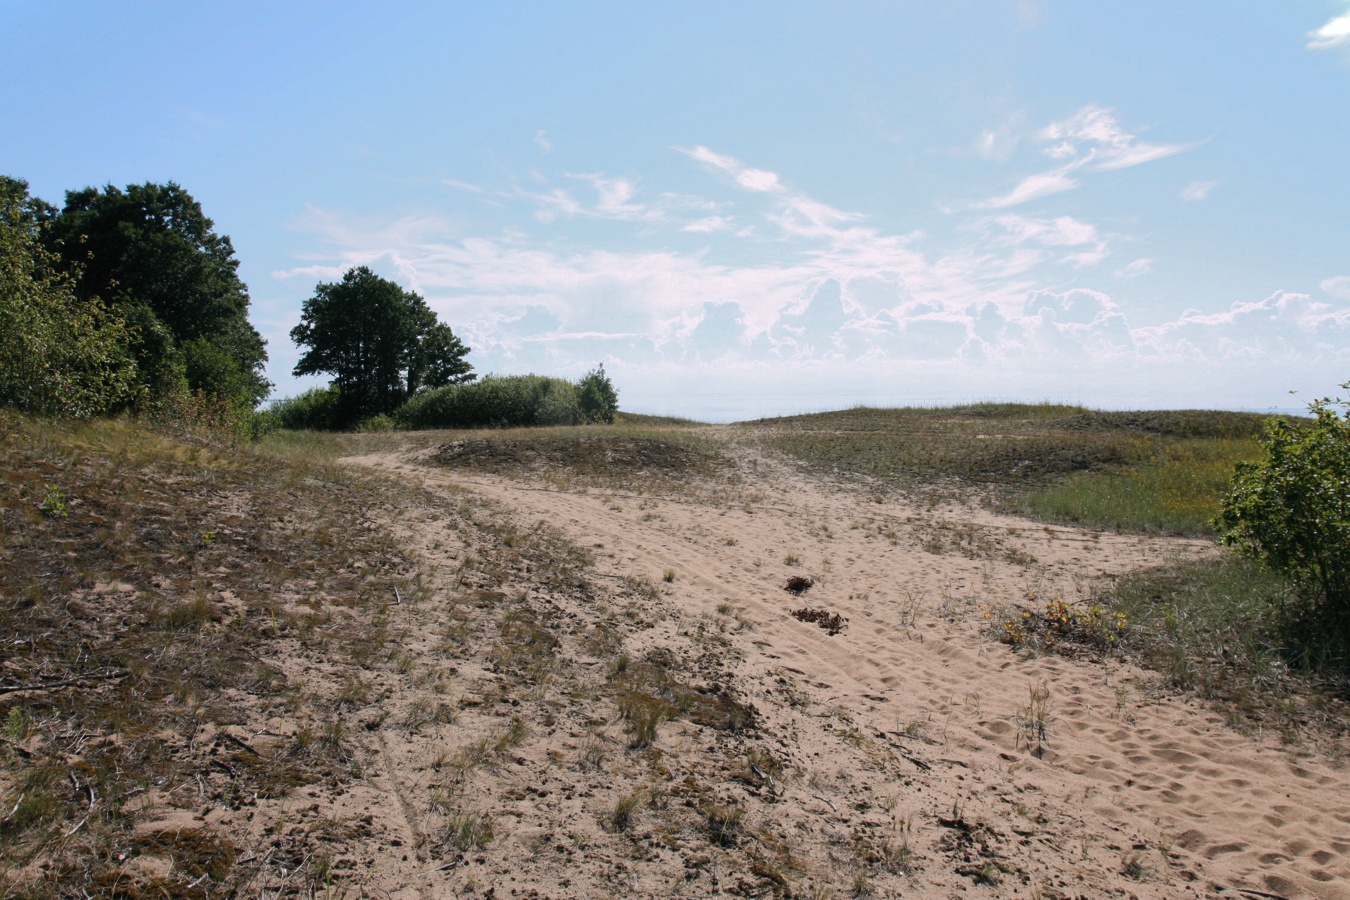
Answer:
1217;389;1350;665
270;385;342;431
577;364;620;424
396;374;597;430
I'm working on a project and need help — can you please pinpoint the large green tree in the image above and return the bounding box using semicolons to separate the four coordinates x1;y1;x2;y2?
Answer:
290;266;472;427
1;177;139;417
43;181;270;405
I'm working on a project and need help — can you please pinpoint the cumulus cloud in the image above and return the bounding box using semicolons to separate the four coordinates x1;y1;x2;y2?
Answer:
1308;10;1350;50
271;144;1350;414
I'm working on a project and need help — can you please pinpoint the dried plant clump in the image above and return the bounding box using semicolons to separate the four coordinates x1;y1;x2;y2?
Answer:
784;574;815;595
791;606;848;635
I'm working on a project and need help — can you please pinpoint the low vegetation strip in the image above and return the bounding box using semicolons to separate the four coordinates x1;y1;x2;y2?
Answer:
746;404;1277;535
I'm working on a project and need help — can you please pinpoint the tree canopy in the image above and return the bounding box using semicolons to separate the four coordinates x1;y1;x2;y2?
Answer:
290;266;472;427
42;181;270;405
0;177;139;417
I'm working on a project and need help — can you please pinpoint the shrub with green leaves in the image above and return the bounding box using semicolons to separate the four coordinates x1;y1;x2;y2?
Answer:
270;385;342;431
0;177;140;417
1216;389;1350;653
577;363;619;424
396;373;598;430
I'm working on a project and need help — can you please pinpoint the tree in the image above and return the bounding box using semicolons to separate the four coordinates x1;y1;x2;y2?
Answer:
42;181;270;405
1;176;139;417
1216;389;1350;649
290;267;472;427
577;363;619;423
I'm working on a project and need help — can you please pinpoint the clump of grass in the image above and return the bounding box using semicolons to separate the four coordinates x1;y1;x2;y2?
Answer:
703;801;744;846
1015;680;1052;757
609;790;642;831
1103;553;1349;731
662;568;677;583
441;810;495;851
617;690;669;749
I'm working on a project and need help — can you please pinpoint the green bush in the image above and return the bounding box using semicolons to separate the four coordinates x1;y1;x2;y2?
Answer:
0;177;140;417
1216;389;1350;662
577;364;619;424
396;374;601;430
270;385;342;431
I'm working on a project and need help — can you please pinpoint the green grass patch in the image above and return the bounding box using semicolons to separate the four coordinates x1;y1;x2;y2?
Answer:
1023;437;1261;535
1104;554;1348;733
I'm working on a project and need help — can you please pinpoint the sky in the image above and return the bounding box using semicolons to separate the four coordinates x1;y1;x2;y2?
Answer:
3;1;1349;421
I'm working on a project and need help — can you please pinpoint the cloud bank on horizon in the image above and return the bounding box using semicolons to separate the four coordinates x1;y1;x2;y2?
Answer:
271;103;1350;418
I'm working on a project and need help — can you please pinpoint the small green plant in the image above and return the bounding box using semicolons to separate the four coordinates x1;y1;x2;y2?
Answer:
39;484;68;518
662;568;677;583
1216;389;1350;657
5;708;26;744
703;802;744;846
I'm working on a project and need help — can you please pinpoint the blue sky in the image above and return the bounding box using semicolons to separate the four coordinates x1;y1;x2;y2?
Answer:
4;1;1349;420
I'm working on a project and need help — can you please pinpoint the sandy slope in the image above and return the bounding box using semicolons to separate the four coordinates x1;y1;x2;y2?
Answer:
344;443;1350;900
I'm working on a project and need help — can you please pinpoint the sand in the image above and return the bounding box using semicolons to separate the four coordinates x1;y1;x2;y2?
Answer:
231;438;1348;898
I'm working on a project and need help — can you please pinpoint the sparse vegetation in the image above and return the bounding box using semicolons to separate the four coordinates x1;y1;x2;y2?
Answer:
747;404;1277;535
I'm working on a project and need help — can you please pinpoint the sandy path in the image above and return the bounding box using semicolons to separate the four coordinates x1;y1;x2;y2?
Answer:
353;448;1350;899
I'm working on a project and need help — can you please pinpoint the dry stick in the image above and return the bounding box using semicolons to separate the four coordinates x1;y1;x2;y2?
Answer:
220;732;265;758
811;794;837;812
0;670;129;695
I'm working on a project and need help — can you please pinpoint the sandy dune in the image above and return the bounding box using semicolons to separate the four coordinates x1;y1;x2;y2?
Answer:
339;441;1349;899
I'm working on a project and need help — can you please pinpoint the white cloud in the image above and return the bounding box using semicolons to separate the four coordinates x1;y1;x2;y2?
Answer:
443;179;484;194
682;215;735;233
992;214;1100;247
534;129;552;152
976;106;1197;209
737;168;781;192
1040;104;1196;170
969;113;1025;161
1116;258;1153;278
1181;180;1217;201
270;146;1350;416
983;171;1079;208
1308;11;1350;50
682;146;785;194
1322;275;1350;300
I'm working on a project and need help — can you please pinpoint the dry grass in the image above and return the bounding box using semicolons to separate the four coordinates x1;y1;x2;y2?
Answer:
0;411;424;896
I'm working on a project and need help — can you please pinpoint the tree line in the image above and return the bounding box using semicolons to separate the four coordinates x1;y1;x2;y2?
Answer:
2;174;616;433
